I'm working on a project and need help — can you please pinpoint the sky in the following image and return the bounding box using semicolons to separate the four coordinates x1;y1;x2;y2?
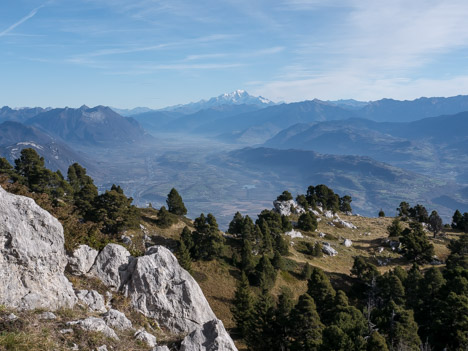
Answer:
2;0;468;108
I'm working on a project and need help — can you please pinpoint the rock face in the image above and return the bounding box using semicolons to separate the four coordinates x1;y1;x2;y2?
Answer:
333;218;357;229
67;244;98;276
0;186;76;310
123;246;217;333
180;319;238;351
89;244;133;290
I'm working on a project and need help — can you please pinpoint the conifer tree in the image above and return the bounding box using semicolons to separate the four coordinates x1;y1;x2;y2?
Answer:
228;211;244;236
307;267;336;316
180;226;194;252
452;209;463;230
366;331;389;351
289;294;324;351
240;239;255;273
191;213;225;260
301;262;313;280
156;205;175;228
166;187;187;215
254;255;277;290
246;288;276;351
428;210;443;238
272;287;294;350
298;212;318;231
231;272;254;339
271;249;284;271
400;222;435;263
177;240;192;273
387;218;403;237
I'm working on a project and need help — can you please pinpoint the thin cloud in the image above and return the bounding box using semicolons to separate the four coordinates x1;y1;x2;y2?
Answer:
0;4;45;37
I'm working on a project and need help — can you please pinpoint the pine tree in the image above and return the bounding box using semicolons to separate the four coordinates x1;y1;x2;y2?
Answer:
400;222;435;264
387;218;403;237
180;226;194;252
378;209;385;217
246;288;276;351
191;213;225;260
277;190;293;201
240;239;255;273
177;240;192;273
301;262;313;280
366;331;389;351
271;249;284;270
312;242;322;257
231;272;254;338
289;294;324;351
228;211;244;236
255;255;277;290
298;212;318;231
428;210;443;238
339;195;352;213
452;209;463;230
166;187;187;215
156;205;175;228
272;287;294;350
307;267;336;316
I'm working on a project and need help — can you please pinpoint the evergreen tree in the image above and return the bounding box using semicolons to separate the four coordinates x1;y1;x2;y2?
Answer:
94;184;139;234
240;239;255;273
377;272;405;306
400;222;435;264
428;210;443;238
397;201;411;218
289;294;324;351
452;209;463;230
180;226;194;252
307;267;336;316
166;187;187;215
378;209;385;217
228;211;244;236
296;194;308;210
275;233;290;256
177;240;192;273
339;195;352;213
156;205;175;228
351;256;380;284
271;249;285;271
301;262;313;280
277;190;293;201
387;218;403;237
254;255;277;290
298;212;318;231
246;288;276;351
191;213;225;260
366;331;389;351
312;242;322;257
409;204;429;223
272;288;294;350
0;157;15;179
231;272;254;339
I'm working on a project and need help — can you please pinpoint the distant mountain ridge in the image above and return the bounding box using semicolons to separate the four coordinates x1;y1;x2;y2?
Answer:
0;121;94;174
26;105;149;146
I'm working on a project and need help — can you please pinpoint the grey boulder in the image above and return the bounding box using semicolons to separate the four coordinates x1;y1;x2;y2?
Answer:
67;317;119;340
180;319;238;351
67;244;98;276
89;243;133;291
76;290;107;313
0;186;76;310
123;246;217;333
134;329;157;347
102;309;133;330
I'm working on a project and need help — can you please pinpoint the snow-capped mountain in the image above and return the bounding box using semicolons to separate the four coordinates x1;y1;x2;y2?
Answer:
160;90;275;114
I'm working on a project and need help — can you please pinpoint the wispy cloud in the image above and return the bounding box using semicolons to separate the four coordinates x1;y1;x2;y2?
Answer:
0;4;46;37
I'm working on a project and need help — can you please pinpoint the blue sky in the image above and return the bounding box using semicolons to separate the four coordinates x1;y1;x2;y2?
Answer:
2;0;468;108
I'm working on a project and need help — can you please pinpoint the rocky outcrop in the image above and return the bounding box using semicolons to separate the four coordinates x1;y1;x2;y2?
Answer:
89;244;133;291
333;218;357;229
0;186;76;310
180;319;238;351
273;199;305;216
67;244;98;276
123;246;217;333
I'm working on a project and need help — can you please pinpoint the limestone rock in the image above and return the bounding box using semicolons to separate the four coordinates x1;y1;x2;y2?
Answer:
322;242;338;256
0;186;76;310
123;246;217;333
343;239;353;247
273;199;304;216
38;312;57;320
152;346;170;351
323;210;335;219
96;346;108;351
285;229;303;239
76;290;107;313
68;317;119;340
67;245;98;276
333;218;357;229
180;319;238;351
121;235;132;245
89;244;133;291
134;329;157;347
102;309;133;330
